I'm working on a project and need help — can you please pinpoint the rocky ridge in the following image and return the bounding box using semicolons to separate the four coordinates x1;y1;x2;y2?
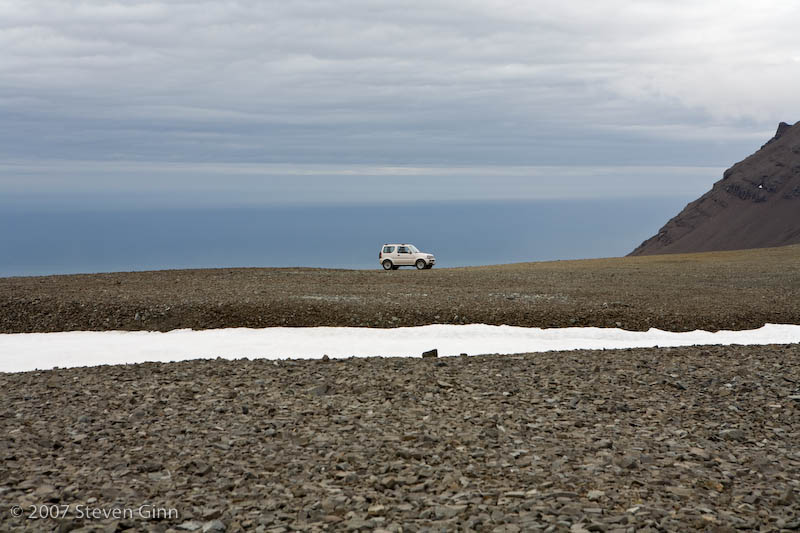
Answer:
630;121;800;256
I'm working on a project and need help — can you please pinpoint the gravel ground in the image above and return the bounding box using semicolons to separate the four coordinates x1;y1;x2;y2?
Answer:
3;245;800;531
2;245;800;334
2;344;800;532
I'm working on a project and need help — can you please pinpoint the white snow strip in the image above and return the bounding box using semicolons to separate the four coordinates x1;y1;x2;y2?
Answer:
1;323;799;373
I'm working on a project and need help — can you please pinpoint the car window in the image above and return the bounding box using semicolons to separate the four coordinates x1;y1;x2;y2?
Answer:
398;246;408;253
383;246;395;253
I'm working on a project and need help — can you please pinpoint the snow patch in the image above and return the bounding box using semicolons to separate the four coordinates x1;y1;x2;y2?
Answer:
1;323;799;373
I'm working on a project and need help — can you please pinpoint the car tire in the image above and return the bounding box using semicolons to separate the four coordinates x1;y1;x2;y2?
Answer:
382;260;393;270
416;259;427;270
425;264;433;269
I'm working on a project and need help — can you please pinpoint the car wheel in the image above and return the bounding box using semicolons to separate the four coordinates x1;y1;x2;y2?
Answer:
425;264;433;269
382;260;393;270
416;259;427;270
392;266;400;270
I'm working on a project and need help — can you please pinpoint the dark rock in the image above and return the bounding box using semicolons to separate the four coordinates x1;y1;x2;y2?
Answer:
593;439;613;450
774;121;792;142
422;349;438;358
617;454;638;469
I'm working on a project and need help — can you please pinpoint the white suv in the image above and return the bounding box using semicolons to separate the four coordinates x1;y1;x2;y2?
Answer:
379;244;436;270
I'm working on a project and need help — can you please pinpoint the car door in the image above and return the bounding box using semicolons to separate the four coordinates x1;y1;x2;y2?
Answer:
397;245;412;265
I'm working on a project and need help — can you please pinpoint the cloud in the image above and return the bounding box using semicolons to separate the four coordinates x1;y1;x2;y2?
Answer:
0;0;796;203
0;159;722;208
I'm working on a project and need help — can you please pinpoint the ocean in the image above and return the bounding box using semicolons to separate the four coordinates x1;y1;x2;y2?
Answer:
0;198;689;277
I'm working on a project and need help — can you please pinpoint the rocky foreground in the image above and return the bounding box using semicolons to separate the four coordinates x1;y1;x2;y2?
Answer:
2;344;800;532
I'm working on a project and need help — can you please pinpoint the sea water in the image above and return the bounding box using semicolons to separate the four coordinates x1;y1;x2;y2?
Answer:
0;198;689;277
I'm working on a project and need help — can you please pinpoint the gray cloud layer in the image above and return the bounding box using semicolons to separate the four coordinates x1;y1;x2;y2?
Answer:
1;0;797;204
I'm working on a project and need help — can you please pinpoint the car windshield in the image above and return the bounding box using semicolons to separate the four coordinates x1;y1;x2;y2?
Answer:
408;245;420;253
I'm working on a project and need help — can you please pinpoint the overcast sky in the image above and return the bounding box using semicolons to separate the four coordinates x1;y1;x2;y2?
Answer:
1;0;798;207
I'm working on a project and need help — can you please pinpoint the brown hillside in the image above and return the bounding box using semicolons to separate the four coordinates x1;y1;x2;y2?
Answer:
630;121;800;256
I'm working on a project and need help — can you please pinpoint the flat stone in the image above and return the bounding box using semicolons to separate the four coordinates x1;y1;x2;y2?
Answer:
719;428;746;441
587;490;605;501
310;384;331;396
689;447;710;460
435;505;467;519
202;520;226;533
367;504;386;516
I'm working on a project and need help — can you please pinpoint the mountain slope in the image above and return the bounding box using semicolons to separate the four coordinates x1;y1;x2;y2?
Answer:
630;121;800;256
